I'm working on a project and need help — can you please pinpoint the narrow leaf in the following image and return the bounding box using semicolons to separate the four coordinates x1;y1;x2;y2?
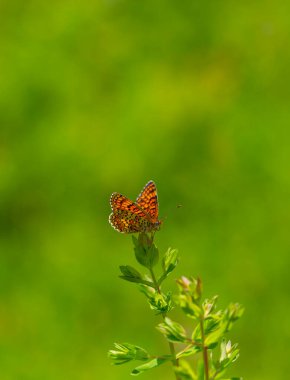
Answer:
177;345;201;359
108;342;149;365
119;265;142;279
176;294;202;319
205;323;227;346
159;248;179;284
119;276;155;287
131;356;171;375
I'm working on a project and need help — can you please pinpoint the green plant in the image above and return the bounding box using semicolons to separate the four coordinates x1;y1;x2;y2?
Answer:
108;233;244;380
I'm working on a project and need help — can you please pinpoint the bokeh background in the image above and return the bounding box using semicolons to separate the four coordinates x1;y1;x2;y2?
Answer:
1;1;290;379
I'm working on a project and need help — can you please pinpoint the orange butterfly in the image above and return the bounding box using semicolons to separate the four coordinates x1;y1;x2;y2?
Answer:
109;181;161;233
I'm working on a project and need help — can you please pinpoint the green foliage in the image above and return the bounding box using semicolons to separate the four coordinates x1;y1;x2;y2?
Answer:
132;234;159;269
218;340;240;370
131;356;172;376
176;276;203;319
108;343;149;365
158;248;180;285
109;233;243;379
139;284;173;314
119;265;155;287
177;345;201;359
157;317;188;343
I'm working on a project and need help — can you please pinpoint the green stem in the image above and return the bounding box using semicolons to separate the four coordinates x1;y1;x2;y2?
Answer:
149;267;180;380
200;317;209;380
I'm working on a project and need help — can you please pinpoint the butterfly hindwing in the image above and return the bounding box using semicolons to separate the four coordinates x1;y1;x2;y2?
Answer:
109;209;152;233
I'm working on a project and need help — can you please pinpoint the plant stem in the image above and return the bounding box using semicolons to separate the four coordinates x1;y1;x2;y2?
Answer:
200;317;209;380
149;267;180;380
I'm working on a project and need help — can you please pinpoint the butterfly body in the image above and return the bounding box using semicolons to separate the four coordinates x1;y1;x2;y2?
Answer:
109;181;161;233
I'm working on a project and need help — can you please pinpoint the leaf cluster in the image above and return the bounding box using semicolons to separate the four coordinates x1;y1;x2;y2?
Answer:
108;234;244;379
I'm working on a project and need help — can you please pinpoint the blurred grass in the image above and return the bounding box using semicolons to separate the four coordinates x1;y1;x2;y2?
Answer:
0;0;290;379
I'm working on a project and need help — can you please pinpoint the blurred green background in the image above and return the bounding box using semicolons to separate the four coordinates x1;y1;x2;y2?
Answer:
0;1;289;379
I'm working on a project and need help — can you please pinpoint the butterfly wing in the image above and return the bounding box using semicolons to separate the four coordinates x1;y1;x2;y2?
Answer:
110;193;147;218
109;182;161;234
136;180;159;220
109;209;152;233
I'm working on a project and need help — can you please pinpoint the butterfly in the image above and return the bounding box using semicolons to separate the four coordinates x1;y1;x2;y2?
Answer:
109;180;161;233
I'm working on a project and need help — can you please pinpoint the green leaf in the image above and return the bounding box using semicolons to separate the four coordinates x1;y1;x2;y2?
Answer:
119;266;155;287
139;285;173;313
213;340;240;379
219;340;240;368
132;234;159;269
157;317;188;343
108;343;149;365
175;277;203;320
204;318;221;336
176;294;202;319
224;304;244;331
191;323;201;341
162;248;179;272
205;322;227;346
131;356;171;375
174;360;196;379
158;248;179;284
203;296;219;318
205;303;244;347
119;276;155;287
120;265;142;279
177;345;201;359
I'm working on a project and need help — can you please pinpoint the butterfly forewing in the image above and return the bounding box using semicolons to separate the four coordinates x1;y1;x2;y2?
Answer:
136;181;159;221
110;193;147;218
